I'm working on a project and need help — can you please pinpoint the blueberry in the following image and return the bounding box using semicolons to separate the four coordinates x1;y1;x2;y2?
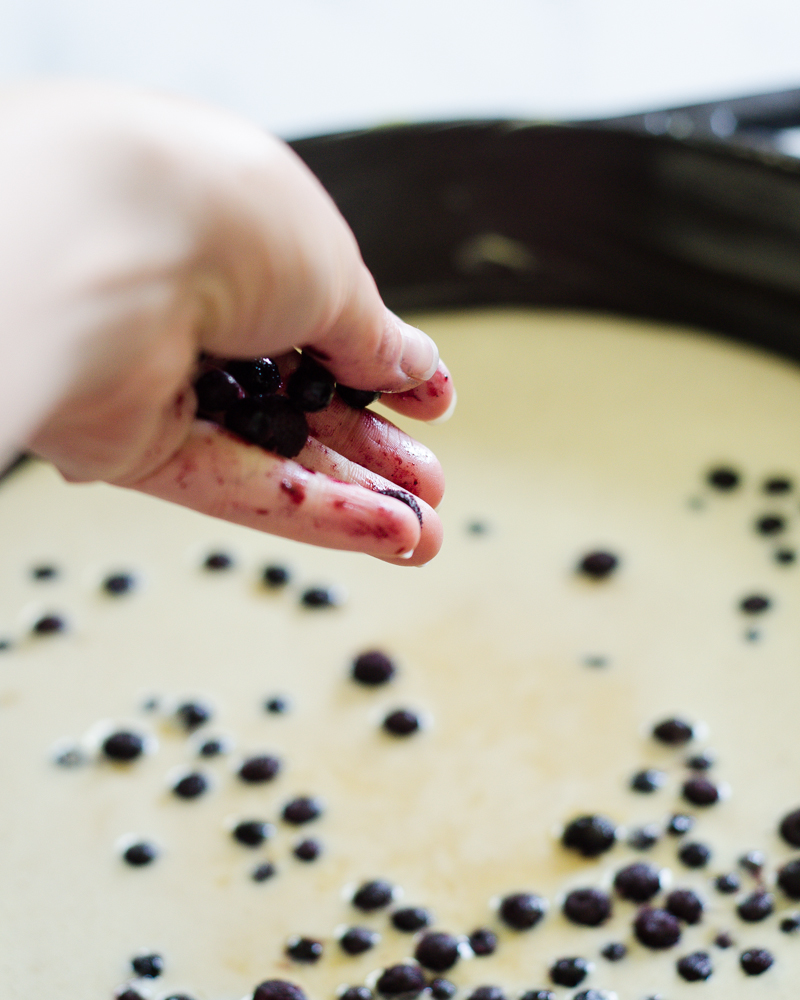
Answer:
764;475;792;493
339;927;379;954
352;651;396;686
225;395;309;458
392;907;431;932
715;873;741;894
55;747;85;767
755;514;785;535
519;993;555;1000
781;913;800;932
779;808;800;846
31;564;58;580
164;996;196;1000
265;696;290;714
131;953;164;977
563;888;611;927
740;594;771;614
300;587;338;608
678;842;711;868
429;980;456;1000
682;777;719;806
572;993;605;1000
467;988;504;1000
714;932;734;948
252;862;277;882
282;796;322;824
263;565;291;588
376;488;423;527
286;937;323;963
550;956;590;987
667;813;694;836
577;551;618;579
383;710;420;736
287;355;336;412
238;755;281;783
172;772;208;799
224;358;281;396
737;891;774;921
468;928;497;956
253;981;307;1000
103;573;135;595
676;951;712;981
375;964;426;997
117;991;146;1000
336;385;381;409
740;948;774;975
204;552;233;571
775;548;796;564
707;467;740;490
628;825;660;849
652;717;693;744
778;859;800;898
665;889;703;924
686;751;714;770
340;990;373;1000
739;849;765;873
32;614;65;635
194;367;244;413
630;769;665;793
352;879;394;910
102;731;144;762
176;702;212;731
600;942;626;961
123;841;158;867
633;908;681;949
414;931;460;971
613;863;661;902
293;838;321;861
562;815;616;856
499;892;547;929
199;738;226;757
233;821;272;847
340;990;372;1000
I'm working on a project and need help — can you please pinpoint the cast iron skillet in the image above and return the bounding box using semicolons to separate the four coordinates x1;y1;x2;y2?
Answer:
290;88;800;363
3;90;800;482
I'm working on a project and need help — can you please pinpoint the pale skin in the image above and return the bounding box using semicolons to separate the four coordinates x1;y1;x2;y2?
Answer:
0;82;456;565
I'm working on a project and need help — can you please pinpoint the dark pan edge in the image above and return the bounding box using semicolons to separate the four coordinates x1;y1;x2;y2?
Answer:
291;122;800;365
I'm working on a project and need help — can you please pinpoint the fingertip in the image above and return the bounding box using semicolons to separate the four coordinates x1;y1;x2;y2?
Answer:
429;387;457;425
378;360;456;424
377;507;443;566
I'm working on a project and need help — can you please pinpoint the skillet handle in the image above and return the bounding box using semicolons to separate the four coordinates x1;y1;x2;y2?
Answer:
581;87;800;149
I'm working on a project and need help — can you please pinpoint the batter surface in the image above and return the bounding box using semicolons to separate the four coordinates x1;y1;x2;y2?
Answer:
1;309;800;999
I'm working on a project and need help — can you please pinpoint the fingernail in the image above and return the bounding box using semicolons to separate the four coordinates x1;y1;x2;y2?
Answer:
399;549;415;559
430;388;457;425
399;322;439;382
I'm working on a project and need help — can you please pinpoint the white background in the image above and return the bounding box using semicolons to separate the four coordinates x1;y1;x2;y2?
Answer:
0;0;799;138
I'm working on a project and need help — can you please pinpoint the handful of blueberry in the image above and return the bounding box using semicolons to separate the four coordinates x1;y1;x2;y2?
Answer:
193;353;380;459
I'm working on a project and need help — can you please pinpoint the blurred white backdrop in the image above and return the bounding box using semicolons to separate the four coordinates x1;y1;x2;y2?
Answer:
0;0;798;138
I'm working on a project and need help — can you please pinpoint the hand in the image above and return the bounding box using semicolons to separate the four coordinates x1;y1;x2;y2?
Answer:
0;82;455;564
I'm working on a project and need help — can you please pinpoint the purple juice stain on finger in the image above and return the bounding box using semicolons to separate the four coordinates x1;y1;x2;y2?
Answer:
280;478;306;506
375;488;423;526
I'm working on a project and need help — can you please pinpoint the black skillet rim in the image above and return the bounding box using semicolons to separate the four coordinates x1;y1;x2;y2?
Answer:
5;121;800;483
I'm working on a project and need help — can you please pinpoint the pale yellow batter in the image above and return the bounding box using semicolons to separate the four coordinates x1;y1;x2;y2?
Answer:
1;309;800;999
